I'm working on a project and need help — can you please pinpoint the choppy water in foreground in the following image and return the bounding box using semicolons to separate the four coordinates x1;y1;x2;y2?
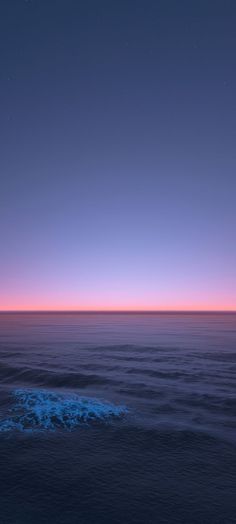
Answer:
0;312;235;523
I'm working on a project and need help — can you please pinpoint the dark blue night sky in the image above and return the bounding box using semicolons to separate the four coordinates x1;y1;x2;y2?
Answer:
1;0;235;309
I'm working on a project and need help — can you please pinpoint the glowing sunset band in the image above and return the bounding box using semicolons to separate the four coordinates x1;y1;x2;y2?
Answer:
0;302;235;313
1;284;235;312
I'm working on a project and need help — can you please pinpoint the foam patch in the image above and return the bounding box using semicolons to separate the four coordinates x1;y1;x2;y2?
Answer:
0;389;127;432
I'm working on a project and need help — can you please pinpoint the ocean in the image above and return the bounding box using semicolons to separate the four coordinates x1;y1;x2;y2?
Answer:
0;312;235;523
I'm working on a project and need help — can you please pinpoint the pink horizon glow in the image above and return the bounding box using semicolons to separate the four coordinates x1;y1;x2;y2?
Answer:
1;302;235;312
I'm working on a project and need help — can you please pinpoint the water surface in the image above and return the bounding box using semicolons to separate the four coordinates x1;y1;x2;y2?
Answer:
0;312;235;523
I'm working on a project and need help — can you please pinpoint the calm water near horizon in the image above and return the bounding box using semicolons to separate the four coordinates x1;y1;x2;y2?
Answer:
0;312;235;523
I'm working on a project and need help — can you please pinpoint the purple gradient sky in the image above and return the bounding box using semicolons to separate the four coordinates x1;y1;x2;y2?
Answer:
0;0;236;310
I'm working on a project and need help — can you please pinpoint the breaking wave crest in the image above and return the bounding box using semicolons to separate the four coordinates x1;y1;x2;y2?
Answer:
0;389;127;432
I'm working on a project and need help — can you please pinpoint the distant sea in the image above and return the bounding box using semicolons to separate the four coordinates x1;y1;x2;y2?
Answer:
0;312;235;524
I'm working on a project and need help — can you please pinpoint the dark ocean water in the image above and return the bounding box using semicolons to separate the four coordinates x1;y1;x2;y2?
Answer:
0;312;235;524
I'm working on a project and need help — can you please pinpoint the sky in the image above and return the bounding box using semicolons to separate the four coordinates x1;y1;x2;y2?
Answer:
0;0;236;311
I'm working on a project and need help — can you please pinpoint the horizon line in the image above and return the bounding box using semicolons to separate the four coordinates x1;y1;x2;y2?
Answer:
0;309;235;314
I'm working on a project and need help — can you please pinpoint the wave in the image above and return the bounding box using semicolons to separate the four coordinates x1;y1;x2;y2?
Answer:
0;363;116;388
0;389;128;433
